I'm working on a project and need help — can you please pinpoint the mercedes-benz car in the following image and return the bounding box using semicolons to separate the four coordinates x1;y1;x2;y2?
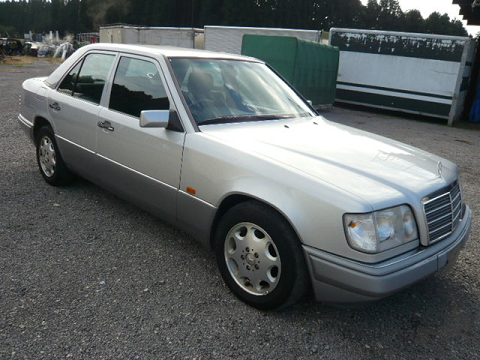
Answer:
18;43;472;310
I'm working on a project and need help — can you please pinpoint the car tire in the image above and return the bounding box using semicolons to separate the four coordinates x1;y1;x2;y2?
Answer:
214;200;309;310
36;125;73;186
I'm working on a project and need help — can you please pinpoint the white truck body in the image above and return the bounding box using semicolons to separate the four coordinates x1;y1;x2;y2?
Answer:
329;28;476;125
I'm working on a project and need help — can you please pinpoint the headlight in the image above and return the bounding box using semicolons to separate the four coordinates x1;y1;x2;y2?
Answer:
344;205;418;253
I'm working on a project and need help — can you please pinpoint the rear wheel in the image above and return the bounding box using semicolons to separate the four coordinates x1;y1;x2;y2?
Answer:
214;201;308;310
36;125;73;186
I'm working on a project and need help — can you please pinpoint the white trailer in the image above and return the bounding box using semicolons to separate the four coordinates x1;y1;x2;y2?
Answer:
329;28;476;125
204;25;322;54
99;26;204;49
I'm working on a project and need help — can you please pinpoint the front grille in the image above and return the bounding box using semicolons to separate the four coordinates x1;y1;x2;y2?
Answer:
423;182;462;244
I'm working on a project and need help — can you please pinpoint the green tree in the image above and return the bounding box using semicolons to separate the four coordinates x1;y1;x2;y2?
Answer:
221;0;257;27
377;0;404;30
311;0;364;30
425;12;468;36
403;9;425;33
199;0;225;27
50;0;62;34
78;0;93;33
361;0;381;30
449;19;469;36
0;0;471;39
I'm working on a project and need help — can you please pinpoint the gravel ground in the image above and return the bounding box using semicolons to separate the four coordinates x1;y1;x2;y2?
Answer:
1;59;479;360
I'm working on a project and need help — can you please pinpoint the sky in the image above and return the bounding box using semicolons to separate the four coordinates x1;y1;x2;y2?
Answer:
360;0;480;35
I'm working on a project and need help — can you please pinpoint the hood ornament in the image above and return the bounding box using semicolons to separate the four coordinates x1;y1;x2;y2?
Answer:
437;162;443;178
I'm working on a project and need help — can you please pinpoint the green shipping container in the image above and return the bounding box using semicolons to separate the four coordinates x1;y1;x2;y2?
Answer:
241;34;339;106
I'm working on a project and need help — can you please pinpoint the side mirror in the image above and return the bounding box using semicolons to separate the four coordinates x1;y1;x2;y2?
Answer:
139;110;169;128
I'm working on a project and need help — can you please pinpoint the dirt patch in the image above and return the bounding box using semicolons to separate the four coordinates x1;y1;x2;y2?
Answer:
0;56;35;66
0;56;64;67
0;69;26;73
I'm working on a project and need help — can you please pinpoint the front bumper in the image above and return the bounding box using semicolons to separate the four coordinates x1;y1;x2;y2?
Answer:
303;205;472;304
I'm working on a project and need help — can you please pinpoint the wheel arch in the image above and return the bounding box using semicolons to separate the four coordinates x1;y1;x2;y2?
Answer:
211;192;311;310
33;116;52;141
209;193;302;250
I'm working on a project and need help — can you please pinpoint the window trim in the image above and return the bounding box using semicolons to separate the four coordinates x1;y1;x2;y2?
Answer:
56;57;84;97
55;50;118;107
105;53;176;121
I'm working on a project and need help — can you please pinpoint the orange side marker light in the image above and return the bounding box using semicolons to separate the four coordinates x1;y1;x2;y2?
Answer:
186;187;196;195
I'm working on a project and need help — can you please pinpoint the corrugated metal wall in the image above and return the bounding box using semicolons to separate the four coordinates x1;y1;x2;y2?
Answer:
242;35;339;106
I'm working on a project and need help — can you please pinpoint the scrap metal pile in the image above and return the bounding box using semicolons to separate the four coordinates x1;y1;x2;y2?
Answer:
0;30;98;61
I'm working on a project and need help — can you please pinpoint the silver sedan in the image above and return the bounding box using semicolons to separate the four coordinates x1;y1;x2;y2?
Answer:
18;43;472;310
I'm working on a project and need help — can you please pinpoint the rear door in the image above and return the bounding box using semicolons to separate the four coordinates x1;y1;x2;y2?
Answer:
48;52;116;180
95;54;185;222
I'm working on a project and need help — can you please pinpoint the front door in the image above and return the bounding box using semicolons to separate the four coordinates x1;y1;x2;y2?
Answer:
95;55;185;223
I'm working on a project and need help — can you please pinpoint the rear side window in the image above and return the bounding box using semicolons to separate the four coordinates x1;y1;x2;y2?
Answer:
109;57;170;118
58;61;82;95
72;53;115;104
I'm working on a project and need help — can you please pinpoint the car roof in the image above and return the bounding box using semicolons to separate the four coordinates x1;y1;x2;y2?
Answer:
81;43;258;61
45;43;262;89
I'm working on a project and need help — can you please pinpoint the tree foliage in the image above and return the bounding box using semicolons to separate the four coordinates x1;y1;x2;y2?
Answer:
0;0;469;38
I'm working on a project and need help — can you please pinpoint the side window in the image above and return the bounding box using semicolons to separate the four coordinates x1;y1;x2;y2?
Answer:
73;53;115;104
109;57;170;118
58;61;82;95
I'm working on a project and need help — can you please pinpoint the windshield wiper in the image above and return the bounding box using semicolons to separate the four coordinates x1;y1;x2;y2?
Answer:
197;114;295;126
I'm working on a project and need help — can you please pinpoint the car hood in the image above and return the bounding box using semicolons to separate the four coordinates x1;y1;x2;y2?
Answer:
200;117;457;208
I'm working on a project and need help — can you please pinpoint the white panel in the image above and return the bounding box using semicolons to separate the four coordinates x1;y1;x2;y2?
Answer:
99;29;109;43
337;52;460;98
124;28;138;44
337;84;452;105
204;26;320;54
121;28;195;48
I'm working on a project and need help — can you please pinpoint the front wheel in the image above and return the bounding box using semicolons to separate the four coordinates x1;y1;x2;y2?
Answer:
214;201;309;310
36;125;73;186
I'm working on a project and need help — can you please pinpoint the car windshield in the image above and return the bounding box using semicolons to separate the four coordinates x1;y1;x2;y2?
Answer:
169;58;316;125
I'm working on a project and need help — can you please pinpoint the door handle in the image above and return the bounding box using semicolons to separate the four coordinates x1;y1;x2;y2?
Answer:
49;102;61;111
97;120;114;131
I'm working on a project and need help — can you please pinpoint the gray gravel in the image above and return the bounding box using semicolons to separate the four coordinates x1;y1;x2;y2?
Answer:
1;60;479;360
